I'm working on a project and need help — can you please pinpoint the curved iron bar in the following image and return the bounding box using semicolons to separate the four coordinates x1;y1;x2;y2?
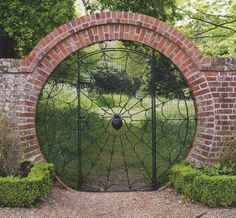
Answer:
46;83;65;99
80;91;113;115
159;119;168;138
81;99;94;111
99;49;119;114
81;119;111;155
104;136;117;190
49;92;78;105
81;133;112;185
177;119;188;143
79;52;105;66
63;104;76;141
127;107;151;117
177;98;188;119
124;52;129;74
110;92;116;108
122;119;170;163
160;101;170;120
56;155;78;175
77;47;153;63
158;140;190;181
119;136;132;189
82;119;107;136
99;42;108;50
37;40;196;191
118;62;150;116
124;133;152;180
41;82;57;139
48;145;73;175
162;111;192;176
43;94;58;146
99;93;117;115
118;91;124;108
103;50;128;60
158;96;194;157
127;51;152;65
120;93;149;116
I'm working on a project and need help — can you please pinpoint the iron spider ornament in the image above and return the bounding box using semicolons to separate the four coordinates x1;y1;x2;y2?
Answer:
111;114;123;130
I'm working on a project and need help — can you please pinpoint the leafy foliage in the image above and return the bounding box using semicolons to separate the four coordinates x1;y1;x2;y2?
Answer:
86;0;179;23
0;0;76;57
88;61;142;95
148;54;189;98
170;163;236;207
177;0;236;57
200;162;235;176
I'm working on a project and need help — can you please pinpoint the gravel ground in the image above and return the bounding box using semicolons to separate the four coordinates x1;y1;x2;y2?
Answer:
0;186;236;218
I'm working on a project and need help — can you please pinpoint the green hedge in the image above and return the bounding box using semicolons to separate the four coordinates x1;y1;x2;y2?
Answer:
0;163;55;207
170;163;236;207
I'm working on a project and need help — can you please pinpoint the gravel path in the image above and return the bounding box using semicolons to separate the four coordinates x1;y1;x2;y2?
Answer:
0;186;236;218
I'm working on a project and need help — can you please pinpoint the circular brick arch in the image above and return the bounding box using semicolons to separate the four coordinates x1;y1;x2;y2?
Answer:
18;12;215;166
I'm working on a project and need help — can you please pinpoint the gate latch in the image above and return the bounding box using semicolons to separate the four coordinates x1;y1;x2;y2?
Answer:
112;114;123;130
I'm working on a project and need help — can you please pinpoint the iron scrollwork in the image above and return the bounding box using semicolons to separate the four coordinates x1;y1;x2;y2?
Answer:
36;41;196;191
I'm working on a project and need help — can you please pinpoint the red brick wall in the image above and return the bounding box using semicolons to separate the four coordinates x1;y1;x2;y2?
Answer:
0;12;235;166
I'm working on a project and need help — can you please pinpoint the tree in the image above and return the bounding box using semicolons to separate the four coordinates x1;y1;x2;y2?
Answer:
149;54;187;98
0;0;76;58
176;0;236;57
85;0;179;23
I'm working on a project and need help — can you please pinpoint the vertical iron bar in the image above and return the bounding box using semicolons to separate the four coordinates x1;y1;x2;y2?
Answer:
77;52;83;190
151;50;157;189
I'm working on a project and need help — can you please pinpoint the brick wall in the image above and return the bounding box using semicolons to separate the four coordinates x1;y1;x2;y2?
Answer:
0;12;235;166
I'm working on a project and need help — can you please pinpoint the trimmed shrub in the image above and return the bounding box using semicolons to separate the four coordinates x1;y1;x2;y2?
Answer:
170;163;236;207
0;163;54;207
88;61;142;95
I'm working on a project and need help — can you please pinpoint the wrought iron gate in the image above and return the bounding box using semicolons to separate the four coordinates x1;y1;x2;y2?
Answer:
36;41;196;191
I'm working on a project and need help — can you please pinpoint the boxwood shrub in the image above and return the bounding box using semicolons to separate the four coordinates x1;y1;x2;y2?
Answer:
170;163;236;207
0;163;54;207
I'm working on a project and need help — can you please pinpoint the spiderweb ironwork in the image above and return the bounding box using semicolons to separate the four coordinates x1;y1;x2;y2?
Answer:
36;41;196;191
